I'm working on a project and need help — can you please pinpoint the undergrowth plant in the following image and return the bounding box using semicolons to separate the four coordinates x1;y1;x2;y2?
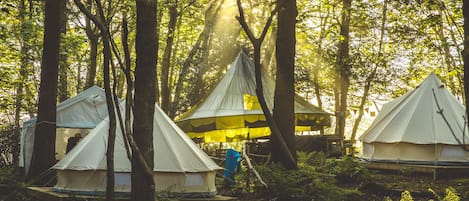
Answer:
251;163;362;201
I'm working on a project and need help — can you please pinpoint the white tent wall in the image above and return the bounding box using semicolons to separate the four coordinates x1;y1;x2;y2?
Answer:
52;102;222;197
54;170;217;196
361;142;469;164
18;86;108;174
20;126;91;174
359;73;469;165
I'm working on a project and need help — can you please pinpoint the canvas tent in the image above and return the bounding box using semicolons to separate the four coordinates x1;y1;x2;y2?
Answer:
176;51;331;142
359;73;469;165
52;102;222;197
20;86;109;174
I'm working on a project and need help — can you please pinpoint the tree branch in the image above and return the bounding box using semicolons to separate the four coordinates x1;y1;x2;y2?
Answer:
235;0;296;167
73;0;154;182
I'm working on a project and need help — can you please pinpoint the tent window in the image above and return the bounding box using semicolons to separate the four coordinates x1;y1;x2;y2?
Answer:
185;174;204;186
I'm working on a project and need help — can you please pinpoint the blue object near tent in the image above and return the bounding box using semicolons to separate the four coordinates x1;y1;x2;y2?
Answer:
223;148;242;186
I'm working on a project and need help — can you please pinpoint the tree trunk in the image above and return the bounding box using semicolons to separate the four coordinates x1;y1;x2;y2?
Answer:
312;5;330;135
236;0;296;168
335;0;352;154
58;4;69;102
350;0;387;144
86;35;99;88
92;0;117;199
84;0;99;88
439;1;464;98
76;61;82;91
161;0;178;113
121;14;134;160
170;0;223;118
133;0;158;200
262;25;277;71
72;1;117;199
463;0;469;126
103;31;116;201
28;0;64;185
433;6;462;97
272;0;297;169
15;0;31;170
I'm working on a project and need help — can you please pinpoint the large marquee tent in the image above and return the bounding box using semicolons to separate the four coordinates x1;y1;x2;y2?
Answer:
176;51;331;142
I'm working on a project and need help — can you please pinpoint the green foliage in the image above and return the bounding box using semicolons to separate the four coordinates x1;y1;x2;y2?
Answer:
0;126;15;167
320;156;369;184
428;187;460;201
0;167;13;184
442;187;460;201
400;190;414;201
249;163;362;201
300;151;327;168
384;196;394;201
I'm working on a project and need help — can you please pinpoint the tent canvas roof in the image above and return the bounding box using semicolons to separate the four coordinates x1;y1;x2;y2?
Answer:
359;73;469;145
53;102;222;172
20;86;109;171
23;85;109;129
176;51;330;136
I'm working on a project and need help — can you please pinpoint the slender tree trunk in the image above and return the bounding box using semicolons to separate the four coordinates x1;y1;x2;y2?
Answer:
103;33;116;201
440;1;464;98
76;61;82;91
161;0;178;113
58;3;69;102
463;0;469;124
170;0;223;118
133;0;157;200
84;0;99;88
350;0;387;144
262;25;277;71
121;14;134;157
236;0;296;168
312;6;330;135
272;0;297;169
28;0;64;185
93;0;117;198
335;0;352;154
15;0;31;170
433;7;462;96
86;36;99;88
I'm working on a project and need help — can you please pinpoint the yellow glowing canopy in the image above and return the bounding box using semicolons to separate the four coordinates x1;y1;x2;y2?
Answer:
176;51;331;142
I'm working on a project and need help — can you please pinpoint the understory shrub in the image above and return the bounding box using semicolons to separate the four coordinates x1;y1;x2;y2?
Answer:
252;163;362;201
320;155;369;184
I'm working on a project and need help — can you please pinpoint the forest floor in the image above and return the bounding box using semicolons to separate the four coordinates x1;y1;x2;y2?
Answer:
357;169;469;201
2;163;469;201
224;168;469;201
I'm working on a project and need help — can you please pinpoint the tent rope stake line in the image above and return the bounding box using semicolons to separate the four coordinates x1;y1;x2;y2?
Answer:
359;73;469;166
432;88;469;152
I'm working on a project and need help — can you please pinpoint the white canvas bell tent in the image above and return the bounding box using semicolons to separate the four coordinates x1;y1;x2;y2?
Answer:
20;86;109;174
52;102;222;197
359;73;469;165
176;51;331;142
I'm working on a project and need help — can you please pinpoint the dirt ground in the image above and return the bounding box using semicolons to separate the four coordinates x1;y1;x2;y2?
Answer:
360;169;469;201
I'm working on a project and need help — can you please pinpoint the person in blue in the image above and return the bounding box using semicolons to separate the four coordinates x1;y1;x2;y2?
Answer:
223;148;242;187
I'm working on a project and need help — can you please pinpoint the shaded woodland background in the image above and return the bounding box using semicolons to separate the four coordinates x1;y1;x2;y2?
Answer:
0;0;468;200
0;0;464;142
